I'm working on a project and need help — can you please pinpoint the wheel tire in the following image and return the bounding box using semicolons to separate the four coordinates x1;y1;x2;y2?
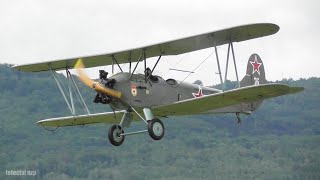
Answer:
148;118;165;140
108;125;125;146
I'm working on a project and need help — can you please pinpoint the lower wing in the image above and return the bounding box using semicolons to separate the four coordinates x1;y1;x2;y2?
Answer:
38;83;303;127
152;83;303;116
37;111;126;127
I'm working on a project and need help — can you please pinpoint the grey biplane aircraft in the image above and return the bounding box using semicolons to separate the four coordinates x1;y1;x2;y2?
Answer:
13;23;303;146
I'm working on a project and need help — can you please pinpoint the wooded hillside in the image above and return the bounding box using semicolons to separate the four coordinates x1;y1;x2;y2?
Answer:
0;64;319;180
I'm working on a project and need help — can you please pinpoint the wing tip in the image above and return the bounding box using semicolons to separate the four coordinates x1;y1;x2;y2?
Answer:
287;86;304;94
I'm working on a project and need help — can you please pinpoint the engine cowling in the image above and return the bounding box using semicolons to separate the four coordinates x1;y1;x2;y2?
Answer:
93;71;116;104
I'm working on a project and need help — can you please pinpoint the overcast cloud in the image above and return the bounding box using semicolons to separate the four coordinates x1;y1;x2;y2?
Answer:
0;0;319;85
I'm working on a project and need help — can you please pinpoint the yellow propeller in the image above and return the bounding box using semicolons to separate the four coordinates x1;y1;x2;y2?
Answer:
74;59;122;99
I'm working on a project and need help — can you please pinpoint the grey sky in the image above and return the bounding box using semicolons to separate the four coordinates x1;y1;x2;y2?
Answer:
0;0;319;85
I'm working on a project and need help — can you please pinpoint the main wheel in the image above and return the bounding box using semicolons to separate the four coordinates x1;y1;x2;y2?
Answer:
108;125;125;146
147;118;165;140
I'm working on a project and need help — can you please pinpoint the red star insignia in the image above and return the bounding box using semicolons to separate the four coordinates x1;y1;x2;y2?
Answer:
192;87;203;98
250;55;262;75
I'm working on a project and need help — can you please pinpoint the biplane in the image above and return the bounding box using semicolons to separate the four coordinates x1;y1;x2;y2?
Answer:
13;23;303;146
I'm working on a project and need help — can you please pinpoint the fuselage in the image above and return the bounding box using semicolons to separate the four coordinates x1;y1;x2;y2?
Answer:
108;72;221;110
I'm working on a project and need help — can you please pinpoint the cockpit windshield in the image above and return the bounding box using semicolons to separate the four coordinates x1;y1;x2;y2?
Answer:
166;78;178;85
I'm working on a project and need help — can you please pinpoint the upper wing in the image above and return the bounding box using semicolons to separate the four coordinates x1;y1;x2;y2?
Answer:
37;111;126;127
152;84;303;117
13;23;279;72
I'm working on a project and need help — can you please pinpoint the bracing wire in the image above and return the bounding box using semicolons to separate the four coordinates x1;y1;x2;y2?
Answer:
161;53;190;77
56;70;90;115
180;49;215;83
55;71;70;99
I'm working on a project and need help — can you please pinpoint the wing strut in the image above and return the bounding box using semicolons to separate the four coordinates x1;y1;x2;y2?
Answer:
224;41;240;89
49;66;91;115
112;55;123;73
213;41;240;91
129;49;163;81
214;46;224;87
50;67;74;115
151;54;162;73
69;70;91;114
144;50;147;82
130;50;144;78
230;42;240;88
128;51;132;74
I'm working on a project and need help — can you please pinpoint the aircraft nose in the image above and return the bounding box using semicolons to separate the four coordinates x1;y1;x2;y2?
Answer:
74;59;122;99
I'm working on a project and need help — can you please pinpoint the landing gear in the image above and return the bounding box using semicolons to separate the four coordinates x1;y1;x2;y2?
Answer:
148;118;165;140
108;125;124;146
107;109;165;146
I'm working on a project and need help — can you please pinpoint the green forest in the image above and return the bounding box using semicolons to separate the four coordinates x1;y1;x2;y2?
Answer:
0;63;319;180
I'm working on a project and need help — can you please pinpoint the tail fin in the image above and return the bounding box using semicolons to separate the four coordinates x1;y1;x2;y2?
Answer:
240;54;266;112
240;54;266;87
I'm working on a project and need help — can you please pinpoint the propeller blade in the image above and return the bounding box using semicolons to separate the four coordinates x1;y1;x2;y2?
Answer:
74;59;122;99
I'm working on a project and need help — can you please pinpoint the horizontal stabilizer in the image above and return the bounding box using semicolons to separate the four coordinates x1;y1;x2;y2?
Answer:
287;86;304;94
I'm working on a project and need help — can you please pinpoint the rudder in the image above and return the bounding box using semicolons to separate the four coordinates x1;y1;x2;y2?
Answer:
240;54;266;87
